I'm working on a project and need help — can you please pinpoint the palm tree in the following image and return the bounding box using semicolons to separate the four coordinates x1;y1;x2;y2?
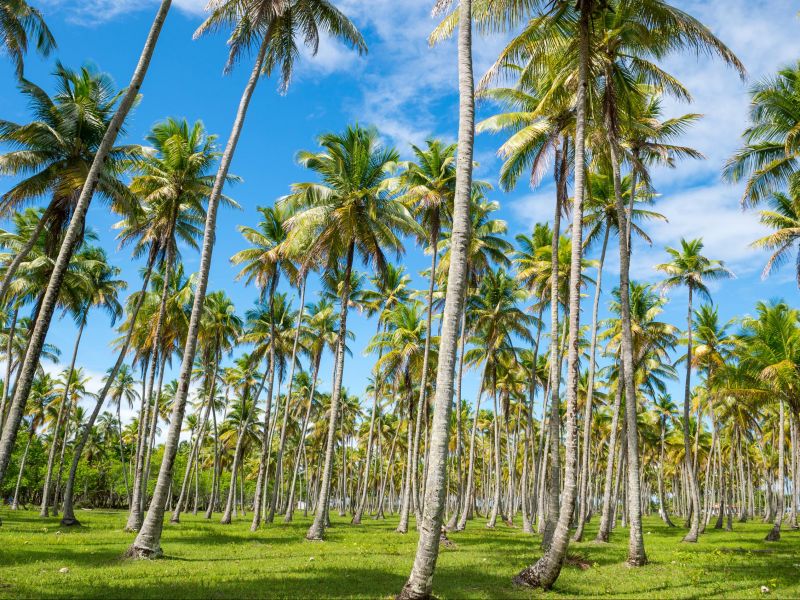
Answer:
127;0;365;559
230;204;298;530
1;0;55;75
656;238;733;542
399;0;478;595
724;61;800;206
0;0;172;495
279;124;416;540
107;364;139;503
0;63;140;303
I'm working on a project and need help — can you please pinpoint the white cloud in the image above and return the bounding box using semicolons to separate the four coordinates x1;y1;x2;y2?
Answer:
43;0;206;24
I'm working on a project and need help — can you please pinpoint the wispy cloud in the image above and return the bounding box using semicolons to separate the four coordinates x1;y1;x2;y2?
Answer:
43;0;206;24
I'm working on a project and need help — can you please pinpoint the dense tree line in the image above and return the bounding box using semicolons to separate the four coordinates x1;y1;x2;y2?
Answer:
1;0;800;597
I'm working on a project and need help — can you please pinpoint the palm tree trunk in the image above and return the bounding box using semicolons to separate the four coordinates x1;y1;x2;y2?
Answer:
11;420;35;509
171;358;218;523
766;398;785;541
0;0;172;493
0;305;18;432
306;241;355;541
487;389;502;528
397;385;415;534
59;261;155;526
605;104;646;564
118;402;131;505
446;308;468;530
0;206;52;305
398;3;474;592
221;413;250;524
285;354;320;522
682;286;702;542
40;317;85;517
573;226;609;541
127;30;267;558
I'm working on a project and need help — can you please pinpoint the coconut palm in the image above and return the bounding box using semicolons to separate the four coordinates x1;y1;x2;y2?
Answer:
656;238;733;542
127;0;365;559
0;64;140;303
1;0;55;75
0;0;172;498
724;61;800;206
279;124;417;540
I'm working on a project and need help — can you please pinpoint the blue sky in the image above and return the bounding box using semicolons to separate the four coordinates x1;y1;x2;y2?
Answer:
1;0;799;427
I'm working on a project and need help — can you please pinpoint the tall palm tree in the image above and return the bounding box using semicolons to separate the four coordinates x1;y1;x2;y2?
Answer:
0;63;140;303
656;238;733;542
399;0;478;595
280;124;417;541
0;0;172;496
128;0;365;559
1;0;55;75
107;364;139;503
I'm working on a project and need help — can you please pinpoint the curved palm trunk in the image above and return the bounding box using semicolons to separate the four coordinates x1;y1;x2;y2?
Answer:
514;6;589;589
682;286;702;542
40;318;85;517
0;0;172;493
127;31;266;558
60;262;155;526
306;241;355;541
573;227;609;541
398;2;474;593
127;242;174;531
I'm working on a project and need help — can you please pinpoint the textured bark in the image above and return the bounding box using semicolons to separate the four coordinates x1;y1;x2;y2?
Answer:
127;30;264;558
0;0;173;489
513;6;588;589
397;3;473;595
573;227;608;541
542;144;565;549
606;107;646;565
306;241;355;541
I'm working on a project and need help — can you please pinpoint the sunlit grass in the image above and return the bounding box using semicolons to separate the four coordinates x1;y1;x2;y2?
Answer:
1;508;798;598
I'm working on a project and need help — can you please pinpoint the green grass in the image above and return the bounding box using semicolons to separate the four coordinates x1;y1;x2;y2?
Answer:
0;508;798;599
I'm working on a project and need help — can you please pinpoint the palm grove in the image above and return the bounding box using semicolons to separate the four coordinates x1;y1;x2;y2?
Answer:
1;0;799;597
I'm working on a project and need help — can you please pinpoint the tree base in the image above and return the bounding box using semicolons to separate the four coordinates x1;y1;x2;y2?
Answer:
512;566;548;590
59;517;81;527
169;517;180;524
125;544;163;559
765;525;781;542
351;515;362;525
682;532;698;543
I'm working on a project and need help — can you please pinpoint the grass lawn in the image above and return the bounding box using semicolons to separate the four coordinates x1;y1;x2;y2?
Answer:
0;508;798;598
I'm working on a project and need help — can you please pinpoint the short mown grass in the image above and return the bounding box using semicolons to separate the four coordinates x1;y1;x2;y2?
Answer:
1;508;798;598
